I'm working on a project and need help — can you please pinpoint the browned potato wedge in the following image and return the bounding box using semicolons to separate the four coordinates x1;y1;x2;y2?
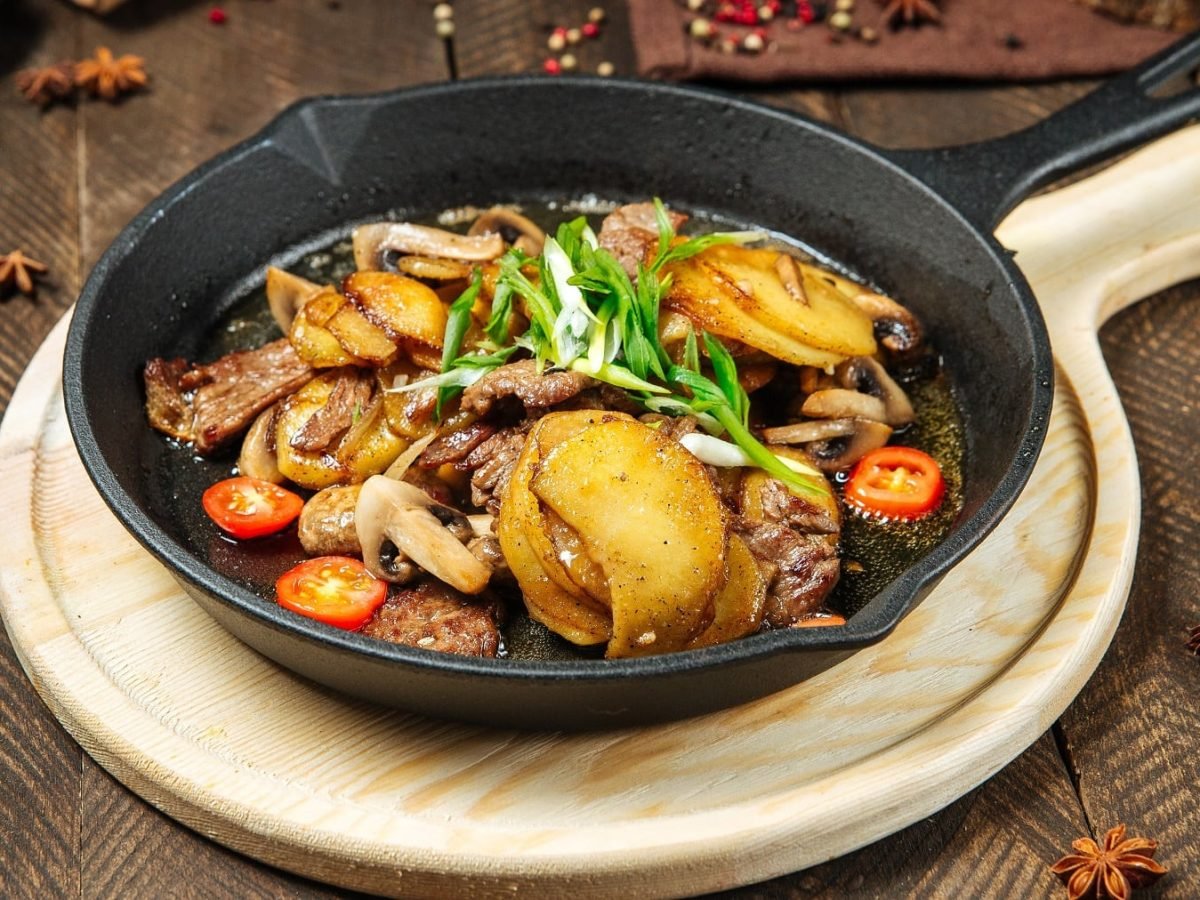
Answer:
531;418;728;658
288;289;366;369
343;271;448;348
686;535;767;650
699;246;877;358
664;256;846;369
326;302;399;366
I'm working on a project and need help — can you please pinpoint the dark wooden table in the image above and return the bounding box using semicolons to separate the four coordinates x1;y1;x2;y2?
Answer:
1;1;1197;896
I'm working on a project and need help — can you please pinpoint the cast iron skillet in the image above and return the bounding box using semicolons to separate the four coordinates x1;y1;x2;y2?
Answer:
65;36;1200;730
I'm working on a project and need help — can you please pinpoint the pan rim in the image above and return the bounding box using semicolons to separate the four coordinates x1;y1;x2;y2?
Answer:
62;76;1054;684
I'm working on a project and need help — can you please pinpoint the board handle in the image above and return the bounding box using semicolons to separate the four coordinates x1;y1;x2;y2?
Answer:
887;32;1200;232
996;123;1200;330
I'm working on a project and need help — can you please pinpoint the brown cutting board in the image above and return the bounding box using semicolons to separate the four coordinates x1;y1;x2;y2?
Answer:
1;127;1199;897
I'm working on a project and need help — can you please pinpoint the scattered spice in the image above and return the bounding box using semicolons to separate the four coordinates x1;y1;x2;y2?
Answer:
1187;623;1200;654
596;60;615;76
1003;32;1025;50
75;47;148;102
0;249;49;297
1050;824;1166;900
208;7;227;24
15;62;75;106
540;8;609;74
879;0;941;27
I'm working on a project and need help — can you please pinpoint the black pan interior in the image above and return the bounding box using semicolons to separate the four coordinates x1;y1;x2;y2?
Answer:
64;78;1051;728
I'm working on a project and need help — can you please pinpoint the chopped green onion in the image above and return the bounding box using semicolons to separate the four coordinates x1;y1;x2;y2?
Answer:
436;268;484;418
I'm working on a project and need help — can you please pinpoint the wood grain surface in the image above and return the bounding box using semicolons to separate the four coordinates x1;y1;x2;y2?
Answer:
0;0;1196;897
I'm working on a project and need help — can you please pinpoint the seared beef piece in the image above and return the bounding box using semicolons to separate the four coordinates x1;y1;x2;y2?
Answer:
639;412;702;444
562;385;644;416
290;367;374;453
463;426;529;515
298;484;361;556
597;202;688;279
460;359;595;416
360;580;504;657
401;465;458;507
753;475;840;535
419;420;498;469
737;522;840;627
147;338;314;454
143;357;193;441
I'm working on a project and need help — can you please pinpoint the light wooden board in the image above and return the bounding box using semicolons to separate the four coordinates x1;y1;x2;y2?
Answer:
1;127;1199;897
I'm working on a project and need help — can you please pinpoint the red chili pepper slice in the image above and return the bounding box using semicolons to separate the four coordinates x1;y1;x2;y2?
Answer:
844;447;945;522
275;556;388;631
202;476;303;539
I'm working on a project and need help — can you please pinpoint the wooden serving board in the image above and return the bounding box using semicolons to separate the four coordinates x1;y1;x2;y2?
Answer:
2;127;1199;898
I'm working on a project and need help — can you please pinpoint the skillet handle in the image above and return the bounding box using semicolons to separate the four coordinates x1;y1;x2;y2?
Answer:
887;31;1200;232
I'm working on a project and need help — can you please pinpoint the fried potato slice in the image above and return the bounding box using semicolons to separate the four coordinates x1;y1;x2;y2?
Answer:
275;373;407;490
344;271;448;349
531;418;729;658
686;535;767;650
325;302;399;366
288;289;366;368
664;256;846;369
699;245;877;358
498;412;616;645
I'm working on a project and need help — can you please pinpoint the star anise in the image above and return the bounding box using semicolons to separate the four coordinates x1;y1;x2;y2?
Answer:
0;250;49;297
14;61;76;106
879;0;941;27
1051;824;1166;900
75;47;148;102
1187;624;1200;654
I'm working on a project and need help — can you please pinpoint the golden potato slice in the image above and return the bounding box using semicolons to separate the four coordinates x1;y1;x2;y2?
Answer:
664;257;846;369
288;289;365;368
497;415;611;646
686;535;767;650
326;302;399;366
344;271;448;349
337;396;408;483
506;411;628;610
276;373;407;490
698;246;877;358
531;419;728;658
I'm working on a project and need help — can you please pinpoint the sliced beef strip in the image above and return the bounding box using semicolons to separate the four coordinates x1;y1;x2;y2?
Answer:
460;359;595;416
290;367;375;453
152;338;313;455
463;425;529;516
639;412;701;443
144;357;193;441
360;580;504;657
753;474;840;535
418;420;498;469
597;202;688;279
736;521;840;627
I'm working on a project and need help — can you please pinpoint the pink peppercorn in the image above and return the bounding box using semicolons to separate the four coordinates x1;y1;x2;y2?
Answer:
543;58;562;75
582;22;600;38
208;6;227;23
